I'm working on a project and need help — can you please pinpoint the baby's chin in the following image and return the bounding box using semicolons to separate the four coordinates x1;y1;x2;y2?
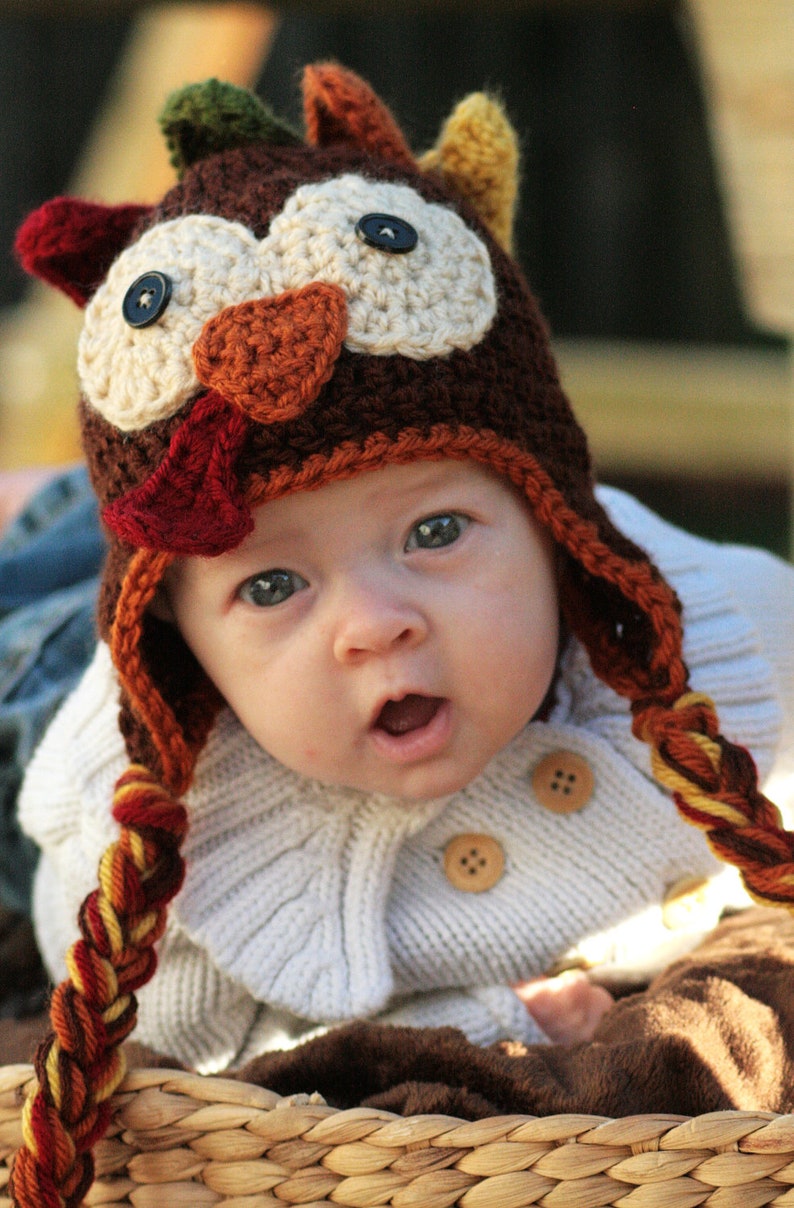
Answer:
276;725;526;802
318;758;490;804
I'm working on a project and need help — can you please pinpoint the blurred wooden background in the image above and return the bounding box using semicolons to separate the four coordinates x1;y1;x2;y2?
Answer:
0;0;790;553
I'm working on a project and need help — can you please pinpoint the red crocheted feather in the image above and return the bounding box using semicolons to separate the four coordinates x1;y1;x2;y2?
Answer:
14;197;150;306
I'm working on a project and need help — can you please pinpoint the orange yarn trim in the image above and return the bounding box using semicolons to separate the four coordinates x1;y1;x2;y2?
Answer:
302;63;416;170
10;765;188;1208
110;548;194;796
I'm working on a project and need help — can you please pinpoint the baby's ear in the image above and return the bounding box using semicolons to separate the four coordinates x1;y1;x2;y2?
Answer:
15;197;151;306
147;581;177;625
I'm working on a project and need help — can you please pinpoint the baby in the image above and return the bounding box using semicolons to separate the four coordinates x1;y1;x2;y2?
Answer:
155;454;612;1046
9;65;794;1207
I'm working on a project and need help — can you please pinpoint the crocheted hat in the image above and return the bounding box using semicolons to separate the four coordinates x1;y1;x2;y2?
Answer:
12;65;793;1208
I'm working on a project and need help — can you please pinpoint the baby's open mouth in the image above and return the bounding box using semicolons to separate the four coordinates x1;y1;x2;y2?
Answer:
375;694;444;736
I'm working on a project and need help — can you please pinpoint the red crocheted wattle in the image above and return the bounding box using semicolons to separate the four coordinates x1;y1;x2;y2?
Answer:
103;391;252;555
14;197;151;306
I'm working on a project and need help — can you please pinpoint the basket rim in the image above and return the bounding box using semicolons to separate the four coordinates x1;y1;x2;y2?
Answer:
2;1063;793;1143
4;1065;794;1207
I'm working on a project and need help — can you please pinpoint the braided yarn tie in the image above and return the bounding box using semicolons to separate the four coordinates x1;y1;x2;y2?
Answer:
639;692;794;908
10;765;188;1208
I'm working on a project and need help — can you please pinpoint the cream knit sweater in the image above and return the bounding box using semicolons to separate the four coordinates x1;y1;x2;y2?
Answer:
20;488;794;1072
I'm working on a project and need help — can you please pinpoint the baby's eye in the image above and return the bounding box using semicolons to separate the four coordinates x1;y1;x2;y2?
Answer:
239;569;307;607
405;513;470;551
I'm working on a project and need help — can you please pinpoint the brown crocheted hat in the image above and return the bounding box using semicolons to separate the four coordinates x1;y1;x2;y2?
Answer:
18;65;685;796
11;65;793;1208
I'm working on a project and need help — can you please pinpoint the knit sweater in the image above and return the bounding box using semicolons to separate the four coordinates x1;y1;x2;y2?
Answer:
20;487;794;1073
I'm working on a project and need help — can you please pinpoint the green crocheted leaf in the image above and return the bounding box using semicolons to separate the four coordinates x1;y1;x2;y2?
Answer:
160;79;302;178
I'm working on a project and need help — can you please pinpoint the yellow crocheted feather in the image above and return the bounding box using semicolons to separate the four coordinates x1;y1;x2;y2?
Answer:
420;92;519;253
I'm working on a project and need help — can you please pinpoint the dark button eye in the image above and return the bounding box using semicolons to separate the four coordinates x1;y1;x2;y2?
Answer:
355;213;418;254
122;271;173;328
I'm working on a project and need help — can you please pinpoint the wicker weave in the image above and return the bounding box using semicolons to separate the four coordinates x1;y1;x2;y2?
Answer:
1;1066;794;1207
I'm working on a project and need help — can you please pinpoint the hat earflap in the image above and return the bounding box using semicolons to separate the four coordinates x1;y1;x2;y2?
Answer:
550;498;794;917
109;549;221;792
480;439;794;919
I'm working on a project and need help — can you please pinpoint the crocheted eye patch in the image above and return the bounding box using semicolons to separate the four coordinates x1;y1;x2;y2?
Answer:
78;177;497;433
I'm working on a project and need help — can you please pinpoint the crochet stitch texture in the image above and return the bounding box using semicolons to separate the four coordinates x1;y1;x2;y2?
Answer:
11;64;794;1208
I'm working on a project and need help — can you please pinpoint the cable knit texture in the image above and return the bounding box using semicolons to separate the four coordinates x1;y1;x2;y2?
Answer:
21;488;794;1072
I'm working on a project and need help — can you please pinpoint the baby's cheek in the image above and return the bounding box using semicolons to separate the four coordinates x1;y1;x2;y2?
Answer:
298;744;323;768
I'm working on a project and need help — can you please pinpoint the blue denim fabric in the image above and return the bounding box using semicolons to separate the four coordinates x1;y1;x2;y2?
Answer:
0;466;104;913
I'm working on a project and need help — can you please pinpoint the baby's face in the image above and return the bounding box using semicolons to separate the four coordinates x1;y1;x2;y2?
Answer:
165;460;559;800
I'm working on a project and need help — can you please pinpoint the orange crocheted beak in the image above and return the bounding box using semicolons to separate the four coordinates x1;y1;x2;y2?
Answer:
192;282;348;424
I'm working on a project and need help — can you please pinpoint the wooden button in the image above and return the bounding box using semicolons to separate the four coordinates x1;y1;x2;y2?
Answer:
662;876;711;930
443;834;505;893
532;750;594;814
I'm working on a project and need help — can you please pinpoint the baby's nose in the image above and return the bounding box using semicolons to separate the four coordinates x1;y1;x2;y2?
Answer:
332;579;428;663
192;282;347;424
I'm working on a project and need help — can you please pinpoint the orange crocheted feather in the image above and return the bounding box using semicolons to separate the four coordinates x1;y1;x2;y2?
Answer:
302;62;416;169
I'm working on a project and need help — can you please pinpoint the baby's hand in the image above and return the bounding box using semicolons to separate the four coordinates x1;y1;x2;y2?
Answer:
512;970;615;1044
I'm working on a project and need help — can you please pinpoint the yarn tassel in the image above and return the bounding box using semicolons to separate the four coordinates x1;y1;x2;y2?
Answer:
10;765;187;1208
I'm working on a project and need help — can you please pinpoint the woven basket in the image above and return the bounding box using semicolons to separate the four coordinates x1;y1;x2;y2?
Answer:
2;1066;794;1207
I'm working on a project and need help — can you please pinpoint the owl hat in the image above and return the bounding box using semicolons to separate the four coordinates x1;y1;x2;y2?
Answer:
11;65;794;1207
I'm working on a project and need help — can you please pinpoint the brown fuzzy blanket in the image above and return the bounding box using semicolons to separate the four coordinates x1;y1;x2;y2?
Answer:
2;907;792;1120
237;908;794;1119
